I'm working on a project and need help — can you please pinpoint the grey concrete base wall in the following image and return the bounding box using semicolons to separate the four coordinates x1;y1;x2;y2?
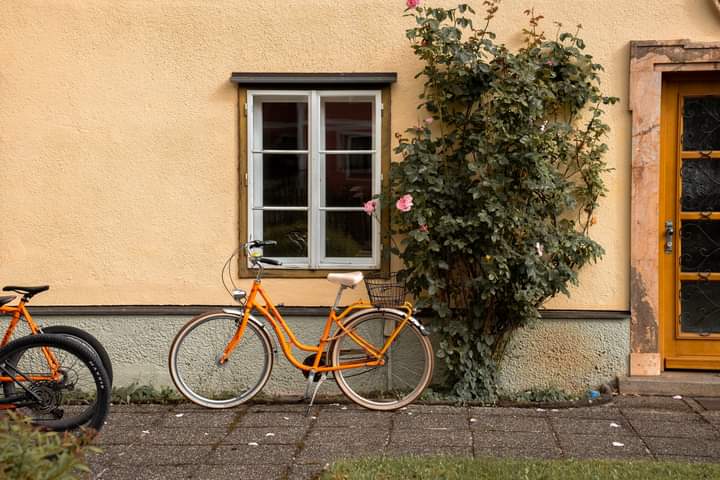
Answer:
24;314;629;397
497;318;630;396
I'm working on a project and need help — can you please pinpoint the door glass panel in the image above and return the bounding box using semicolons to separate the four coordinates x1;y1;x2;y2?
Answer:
262;211;308;257
324;101;373;151
326;212;372;258
683;96;720;151
680;220;720;272
262;154;308;207
681;159;720;211
325;154;372;207
680;281;720;334
262;102;308;150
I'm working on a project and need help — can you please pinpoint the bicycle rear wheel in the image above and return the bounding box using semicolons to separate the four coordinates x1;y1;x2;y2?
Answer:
42;325;114;385
330;310;433;411
0;333;111;432
168;312;274;408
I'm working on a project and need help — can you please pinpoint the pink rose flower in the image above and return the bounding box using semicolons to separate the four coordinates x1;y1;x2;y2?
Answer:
406;0;421;8
396;194;413;212
362;199;377;216
419;224;429;233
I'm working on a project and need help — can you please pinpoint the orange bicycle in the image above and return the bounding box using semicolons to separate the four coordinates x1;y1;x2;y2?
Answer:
0;286;112;431
168;240;433;411
0;285;113;383
0;333;111;431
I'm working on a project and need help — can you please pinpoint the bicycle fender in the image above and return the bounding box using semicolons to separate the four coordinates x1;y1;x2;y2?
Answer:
221;309;278;353
380;307;431;336
342;307;431;337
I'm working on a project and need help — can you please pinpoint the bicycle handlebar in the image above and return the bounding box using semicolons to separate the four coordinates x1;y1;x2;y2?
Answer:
258;257;282;266
246;240;277;249
243;240;283;267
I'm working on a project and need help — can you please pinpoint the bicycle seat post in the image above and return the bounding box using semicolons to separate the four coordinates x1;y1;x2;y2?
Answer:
331;285;347;314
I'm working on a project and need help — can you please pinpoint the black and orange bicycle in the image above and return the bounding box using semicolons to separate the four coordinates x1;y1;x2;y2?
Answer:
0;286;112;431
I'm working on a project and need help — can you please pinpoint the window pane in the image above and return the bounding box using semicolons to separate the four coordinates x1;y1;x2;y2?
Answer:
326;211;372;258
261;211;308;258
262;154;308;207
325;154;372;207
683;96;720;151
262;102;308;150
680;281;720;334
324;101;372;151
681;159;720;212
680;220;720;272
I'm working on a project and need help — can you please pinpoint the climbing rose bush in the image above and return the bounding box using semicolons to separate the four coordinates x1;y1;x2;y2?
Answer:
391;2;618;401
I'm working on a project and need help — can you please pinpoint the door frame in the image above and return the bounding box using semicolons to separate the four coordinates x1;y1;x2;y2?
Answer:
629;40;720;376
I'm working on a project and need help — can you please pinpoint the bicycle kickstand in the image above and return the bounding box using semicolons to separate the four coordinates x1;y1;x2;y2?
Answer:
304;372;326;416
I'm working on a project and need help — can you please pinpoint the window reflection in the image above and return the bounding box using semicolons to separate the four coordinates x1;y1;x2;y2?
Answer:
325;101;372;151
326;211;372;258
262;154;308;207
325;154;372;207
263;102;308;150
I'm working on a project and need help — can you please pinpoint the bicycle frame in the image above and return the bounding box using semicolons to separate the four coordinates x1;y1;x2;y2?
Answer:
0;302;62;384
219;279;414;374
0;302;41;347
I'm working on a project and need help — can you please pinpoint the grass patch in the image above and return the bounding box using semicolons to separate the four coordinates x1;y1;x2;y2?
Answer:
320;457;720;480
111;383;183;404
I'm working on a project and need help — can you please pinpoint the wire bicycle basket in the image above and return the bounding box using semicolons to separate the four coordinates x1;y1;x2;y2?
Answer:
364;274;406;308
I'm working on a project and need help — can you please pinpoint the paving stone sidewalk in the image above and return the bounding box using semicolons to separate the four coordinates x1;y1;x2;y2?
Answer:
89;395;720;480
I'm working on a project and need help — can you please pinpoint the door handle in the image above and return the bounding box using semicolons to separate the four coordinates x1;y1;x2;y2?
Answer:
664;220;674;254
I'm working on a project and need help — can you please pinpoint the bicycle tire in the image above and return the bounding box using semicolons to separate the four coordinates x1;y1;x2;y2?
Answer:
0;333;111;432
330;310;433;411
168;311;274;408
42;325;114;385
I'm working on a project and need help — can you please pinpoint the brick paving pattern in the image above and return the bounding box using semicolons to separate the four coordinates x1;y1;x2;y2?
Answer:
89;396;720;479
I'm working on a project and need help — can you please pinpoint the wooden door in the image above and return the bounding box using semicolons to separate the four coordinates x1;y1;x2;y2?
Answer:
661;74;720;370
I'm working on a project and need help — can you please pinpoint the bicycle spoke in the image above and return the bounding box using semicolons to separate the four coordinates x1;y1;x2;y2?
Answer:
332;312;432;410
0;334;110;431
170;314;273;408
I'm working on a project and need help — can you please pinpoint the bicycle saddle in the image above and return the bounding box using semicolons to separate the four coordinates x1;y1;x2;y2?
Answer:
3;285;50;297
326;272;364;288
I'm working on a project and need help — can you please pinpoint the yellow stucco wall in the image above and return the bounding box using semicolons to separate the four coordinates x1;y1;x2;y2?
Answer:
2;0;718;308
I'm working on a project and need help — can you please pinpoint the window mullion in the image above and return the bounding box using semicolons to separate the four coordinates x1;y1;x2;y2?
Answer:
373;91;382;268
310;90;321;269
248;95;258;242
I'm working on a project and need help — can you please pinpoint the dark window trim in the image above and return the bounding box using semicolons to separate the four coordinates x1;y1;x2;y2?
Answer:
230;72;397;85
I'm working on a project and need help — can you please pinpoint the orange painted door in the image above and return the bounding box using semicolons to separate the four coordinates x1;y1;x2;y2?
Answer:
661;74;720;370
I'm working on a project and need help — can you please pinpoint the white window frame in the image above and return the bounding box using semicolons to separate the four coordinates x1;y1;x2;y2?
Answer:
247;89;382;269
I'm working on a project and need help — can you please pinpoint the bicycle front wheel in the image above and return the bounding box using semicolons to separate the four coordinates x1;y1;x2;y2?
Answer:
0;333;111;432
330;311;433;411
169;312;274;408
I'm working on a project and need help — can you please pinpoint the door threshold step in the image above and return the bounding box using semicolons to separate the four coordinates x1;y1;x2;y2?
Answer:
619;371;720;396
